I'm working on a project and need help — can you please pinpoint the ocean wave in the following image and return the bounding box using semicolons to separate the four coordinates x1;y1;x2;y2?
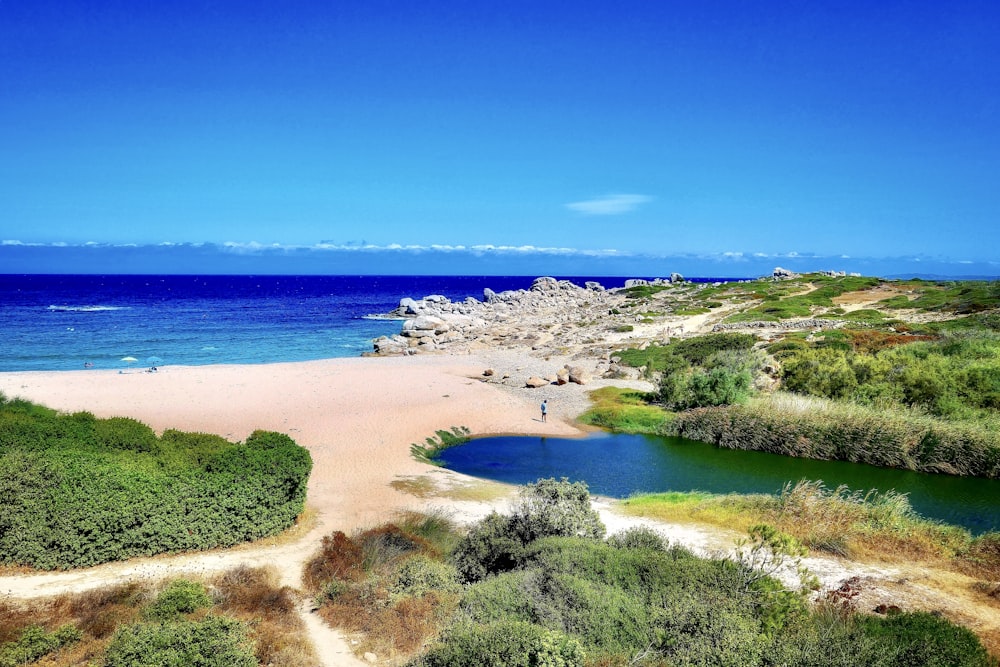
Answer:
361;314;406;321
47;305;129;312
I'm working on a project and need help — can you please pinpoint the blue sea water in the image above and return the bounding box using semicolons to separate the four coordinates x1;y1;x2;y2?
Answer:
2;274;732;372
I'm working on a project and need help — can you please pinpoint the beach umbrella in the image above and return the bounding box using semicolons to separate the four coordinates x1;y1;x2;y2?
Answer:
146;356;163;366
120;356;138;367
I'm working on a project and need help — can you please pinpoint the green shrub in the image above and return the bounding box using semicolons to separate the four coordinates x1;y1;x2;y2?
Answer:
146;579;212;620
413;620;584;667
390;555;461;601
511;478;605;543
607;526;670;551
0;624;81;667
452;479;604;583
103;616;257;667
452;512;527;583
856;610;996;666
0;400;313;569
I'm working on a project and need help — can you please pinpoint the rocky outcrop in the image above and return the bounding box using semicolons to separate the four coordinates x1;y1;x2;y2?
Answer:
772;267;799;280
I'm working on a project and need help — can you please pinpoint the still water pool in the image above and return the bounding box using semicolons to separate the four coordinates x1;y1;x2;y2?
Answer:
438;432;1000;534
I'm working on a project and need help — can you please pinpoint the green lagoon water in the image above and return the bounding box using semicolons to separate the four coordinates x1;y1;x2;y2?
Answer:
439;432;1000;534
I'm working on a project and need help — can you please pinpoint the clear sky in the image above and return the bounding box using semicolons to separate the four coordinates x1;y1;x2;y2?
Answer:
2;1;998;276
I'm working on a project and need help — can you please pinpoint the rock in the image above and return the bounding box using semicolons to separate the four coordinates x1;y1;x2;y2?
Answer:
772;266;798;280
624;279;649;288
525;376;549;388
567;365;591;385
530;276;560;292
585;281;605;291
371;335;407;355
555;367;570;385
423;294;449;303
670;272;684;283
397;297;420;315
363;652;378;664
408;315;445;331
483;368;494;376
483;287;499;303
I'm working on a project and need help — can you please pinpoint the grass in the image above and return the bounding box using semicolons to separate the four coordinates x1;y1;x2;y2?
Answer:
577;387;671;433
619;480;1000;577
410;426;472;465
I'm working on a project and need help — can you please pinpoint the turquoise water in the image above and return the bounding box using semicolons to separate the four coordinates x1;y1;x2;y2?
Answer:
438;432;1000;534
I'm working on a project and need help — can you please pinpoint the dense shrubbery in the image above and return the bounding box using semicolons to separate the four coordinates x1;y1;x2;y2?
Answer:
104;615;257;667
0;396;312;569
408;479;996;666
776;332;1000;419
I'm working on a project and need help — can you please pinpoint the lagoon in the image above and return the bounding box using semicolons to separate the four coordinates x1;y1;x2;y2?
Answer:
438;432;1000;534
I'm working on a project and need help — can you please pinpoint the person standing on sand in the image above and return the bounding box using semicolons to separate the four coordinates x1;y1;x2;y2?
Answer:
541;399;548;422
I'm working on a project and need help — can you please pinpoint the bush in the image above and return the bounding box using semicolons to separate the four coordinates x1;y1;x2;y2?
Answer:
856;610;996;666
452;512;527;583
607;526;670;551
390;555;461;601
146;579;212;620
103;616;257;667
0;624;81;667
413;620;584;667
0;399;313;569
512;478;606;543
453;479;605;583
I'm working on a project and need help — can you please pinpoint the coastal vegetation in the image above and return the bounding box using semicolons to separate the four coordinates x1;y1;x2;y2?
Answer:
0;395;312;569
410;426;472;465
591;274;1000;480
0;566;315;666
304;479;995;666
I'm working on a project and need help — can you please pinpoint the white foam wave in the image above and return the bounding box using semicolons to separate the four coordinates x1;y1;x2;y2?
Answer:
47;305;129;312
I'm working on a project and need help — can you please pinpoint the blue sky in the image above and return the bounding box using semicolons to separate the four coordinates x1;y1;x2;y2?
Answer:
1;1;998;276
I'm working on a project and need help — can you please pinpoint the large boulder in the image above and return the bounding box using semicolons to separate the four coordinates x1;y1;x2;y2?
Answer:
525;376;549;388
624;279;649;288
397;297;421;315
372;335;408;355
567;365;592;385
773;267;798;280
404;315;446;333
530;276;560;292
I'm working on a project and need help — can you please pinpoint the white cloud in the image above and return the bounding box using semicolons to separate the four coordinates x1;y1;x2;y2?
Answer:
566;194;652;216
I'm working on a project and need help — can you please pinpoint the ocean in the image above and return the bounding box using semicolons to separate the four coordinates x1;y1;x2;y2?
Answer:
0;274;710;372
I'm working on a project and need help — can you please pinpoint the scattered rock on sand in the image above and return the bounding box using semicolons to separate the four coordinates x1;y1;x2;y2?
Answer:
525;376;549;388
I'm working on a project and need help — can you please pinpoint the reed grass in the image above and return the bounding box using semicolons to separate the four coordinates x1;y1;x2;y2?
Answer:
668;393;1000;478
619;480;1000;577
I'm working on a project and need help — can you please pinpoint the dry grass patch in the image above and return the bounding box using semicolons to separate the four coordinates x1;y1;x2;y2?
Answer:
304;514;465;664
213;565;317;667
